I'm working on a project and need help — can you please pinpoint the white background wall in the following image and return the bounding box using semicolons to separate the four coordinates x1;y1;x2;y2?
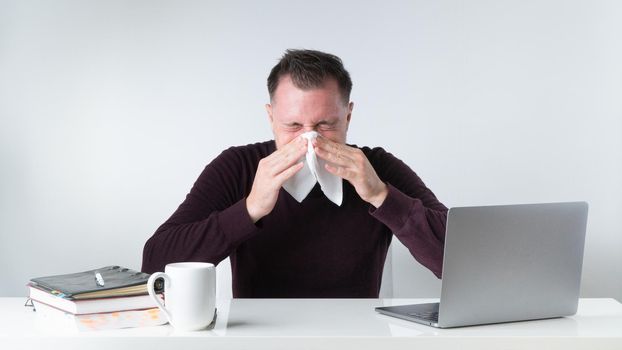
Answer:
1;0;620;301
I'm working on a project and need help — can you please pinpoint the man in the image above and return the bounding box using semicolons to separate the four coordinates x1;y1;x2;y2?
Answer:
142;49;448;298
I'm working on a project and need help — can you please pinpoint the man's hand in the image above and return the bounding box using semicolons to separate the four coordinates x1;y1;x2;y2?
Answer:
246;136;307;223
312;136;388;208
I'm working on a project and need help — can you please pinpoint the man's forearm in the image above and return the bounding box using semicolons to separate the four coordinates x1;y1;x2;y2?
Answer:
141;199;259;273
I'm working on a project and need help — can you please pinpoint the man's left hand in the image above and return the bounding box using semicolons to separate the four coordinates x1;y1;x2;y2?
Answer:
313;136;388;208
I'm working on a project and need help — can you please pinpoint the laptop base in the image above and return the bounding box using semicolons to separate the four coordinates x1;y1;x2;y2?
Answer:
375;302;441;328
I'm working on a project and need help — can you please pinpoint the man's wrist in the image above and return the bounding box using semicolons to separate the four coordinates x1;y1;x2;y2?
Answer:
368;184;389;209
245;197;263;223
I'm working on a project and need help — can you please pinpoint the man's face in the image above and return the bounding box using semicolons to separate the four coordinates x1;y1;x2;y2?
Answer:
266;75;353;149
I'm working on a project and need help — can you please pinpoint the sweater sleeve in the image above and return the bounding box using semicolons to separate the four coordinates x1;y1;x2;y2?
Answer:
141;147;260;273
366;148;448;278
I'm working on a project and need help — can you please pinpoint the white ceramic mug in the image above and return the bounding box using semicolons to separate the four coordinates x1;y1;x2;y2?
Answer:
147;262;216;331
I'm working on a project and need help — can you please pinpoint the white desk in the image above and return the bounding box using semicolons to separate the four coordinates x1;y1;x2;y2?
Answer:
1;298;621;349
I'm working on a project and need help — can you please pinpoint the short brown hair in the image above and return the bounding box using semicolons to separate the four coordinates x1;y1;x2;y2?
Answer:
267;49;352;104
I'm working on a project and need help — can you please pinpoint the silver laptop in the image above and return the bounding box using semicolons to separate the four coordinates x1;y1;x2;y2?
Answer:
375;201;588;328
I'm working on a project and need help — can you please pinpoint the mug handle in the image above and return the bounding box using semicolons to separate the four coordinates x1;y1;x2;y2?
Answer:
147;272;172;322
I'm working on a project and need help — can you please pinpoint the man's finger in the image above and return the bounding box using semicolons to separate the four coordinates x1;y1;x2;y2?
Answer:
314;145;354;168
266;138;307;174
277;140;307;166
314;136;357;156
325;163;357;182
275;161;305;184
314;137;359;163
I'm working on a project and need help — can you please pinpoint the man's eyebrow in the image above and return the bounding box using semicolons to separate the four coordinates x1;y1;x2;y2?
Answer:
282;117;339;126
316;117;340;125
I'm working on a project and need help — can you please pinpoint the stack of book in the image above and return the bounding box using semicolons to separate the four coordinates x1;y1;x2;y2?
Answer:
28;265;167;331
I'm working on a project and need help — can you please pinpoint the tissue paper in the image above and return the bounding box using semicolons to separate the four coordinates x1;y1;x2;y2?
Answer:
282;131;343;205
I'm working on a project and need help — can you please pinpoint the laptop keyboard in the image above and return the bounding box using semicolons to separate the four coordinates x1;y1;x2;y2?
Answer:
409;311;439;322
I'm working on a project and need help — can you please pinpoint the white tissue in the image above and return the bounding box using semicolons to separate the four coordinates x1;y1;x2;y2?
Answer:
282;131;343;205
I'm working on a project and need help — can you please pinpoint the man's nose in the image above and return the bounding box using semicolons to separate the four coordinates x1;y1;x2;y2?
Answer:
303;125;316;132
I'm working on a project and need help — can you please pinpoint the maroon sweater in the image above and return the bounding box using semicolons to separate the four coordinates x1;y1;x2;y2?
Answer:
142;141;448;298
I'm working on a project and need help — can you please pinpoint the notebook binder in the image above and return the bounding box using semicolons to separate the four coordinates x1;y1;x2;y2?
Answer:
29;265;164;300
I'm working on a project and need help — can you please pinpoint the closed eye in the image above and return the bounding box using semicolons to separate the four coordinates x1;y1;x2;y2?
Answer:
284;123;302;131
317;121;337;130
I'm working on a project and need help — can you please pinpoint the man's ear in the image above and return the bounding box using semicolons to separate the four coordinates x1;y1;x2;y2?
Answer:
265;103;273;123
345;101;354;130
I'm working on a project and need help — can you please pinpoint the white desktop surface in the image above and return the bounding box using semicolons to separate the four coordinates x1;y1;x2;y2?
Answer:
1;298;621;349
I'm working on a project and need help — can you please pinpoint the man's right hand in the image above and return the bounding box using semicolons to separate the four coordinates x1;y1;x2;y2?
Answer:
246;136;307;223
